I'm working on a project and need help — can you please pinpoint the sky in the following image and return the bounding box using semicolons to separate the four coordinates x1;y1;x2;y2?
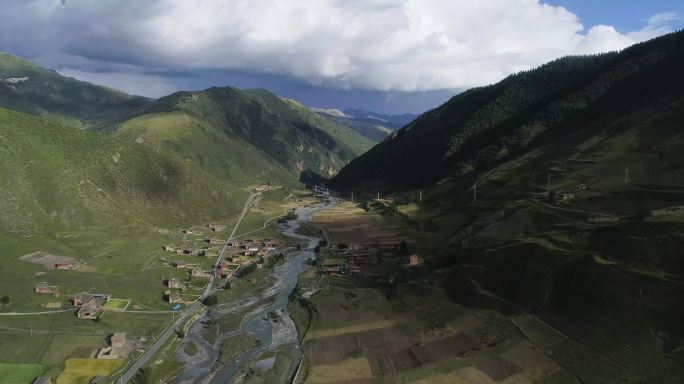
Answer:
1;1;682;114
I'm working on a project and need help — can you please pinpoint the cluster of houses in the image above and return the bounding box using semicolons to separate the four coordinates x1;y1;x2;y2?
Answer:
318;243;381;276
316;243;424;277
163;244;208;257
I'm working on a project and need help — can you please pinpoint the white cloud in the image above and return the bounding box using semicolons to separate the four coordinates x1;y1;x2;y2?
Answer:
1;1;681;92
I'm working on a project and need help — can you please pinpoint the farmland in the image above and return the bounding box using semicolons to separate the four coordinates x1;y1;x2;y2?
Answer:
56;359;122;384
290;198;677;384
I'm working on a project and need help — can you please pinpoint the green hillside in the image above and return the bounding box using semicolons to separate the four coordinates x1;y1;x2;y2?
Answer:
0;108;244;234
328;30;684;382
311;108;393;142
0;53;151;129
331;30;684;192
124;87;374;183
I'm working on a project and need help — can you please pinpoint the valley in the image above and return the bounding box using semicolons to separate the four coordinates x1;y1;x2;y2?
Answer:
1;16;684;384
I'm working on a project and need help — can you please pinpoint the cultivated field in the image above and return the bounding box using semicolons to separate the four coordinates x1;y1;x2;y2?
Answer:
56;358;122;384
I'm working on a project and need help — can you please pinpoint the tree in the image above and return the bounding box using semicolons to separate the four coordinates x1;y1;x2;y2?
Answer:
203;294;218;306
0;295;10;304
399;240;408;255
175;328;185;339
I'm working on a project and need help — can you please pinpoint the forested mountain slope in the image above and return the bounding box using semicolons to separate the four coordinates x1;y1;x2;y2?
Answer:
331;30;684;192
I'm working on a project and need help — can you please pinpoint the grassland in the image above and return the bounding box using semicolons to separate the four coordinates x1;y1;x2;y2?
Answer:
0;363;47;384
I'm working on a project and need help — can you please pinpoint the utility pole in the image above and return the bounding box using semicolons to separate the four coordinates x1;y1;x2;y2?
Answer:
625;166;629;184
473;183;477;202
377;192;380;200
419;190;422;203
351;191;354;203
547;173;551;190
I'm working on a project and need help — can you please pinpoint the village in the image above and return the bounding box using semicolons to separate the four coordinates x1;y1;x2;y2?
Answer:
161;222;285;306
29;222;288;320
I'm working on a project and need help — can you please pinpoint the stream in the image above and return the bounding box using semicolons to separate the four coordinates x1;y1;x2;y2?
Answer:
171;198;335;384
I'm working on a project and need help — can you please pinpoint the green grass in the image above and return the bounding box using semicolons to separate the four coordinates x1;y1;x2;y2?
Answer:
103;299;129;310
0;363;47;383
217;334;257;366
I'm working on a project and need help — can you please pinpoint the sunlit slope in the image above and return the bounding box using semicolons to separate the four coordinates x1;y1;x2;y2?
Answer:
0;108;244;234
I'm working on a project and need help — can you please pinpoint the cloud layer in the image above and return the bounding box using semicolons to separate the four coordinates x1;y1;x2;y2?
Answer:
1;0;680;94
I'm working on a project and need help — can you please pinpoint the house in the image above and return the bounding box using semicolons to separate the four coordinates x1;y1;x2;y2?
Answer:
166;290;182;304
34;282;58;295
96;346;119;360
409;255;424;267
173;261;187;269
72;293;109;319
243;250;253;256
208;223;225;232
55;261;80;270
72;293;110;307
167;277;182;289
349;265;363;276
33;377;52;384
111;332;126;348
77;303;101;320
190;267;210;278
558;192;576;201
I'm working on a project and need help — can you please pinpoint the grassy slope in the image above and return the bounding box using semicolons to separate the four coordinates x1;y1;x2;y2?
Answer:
282;98;376;152
0;53;151;130
0;108;244;234
118;111;298;187
141;87;373;180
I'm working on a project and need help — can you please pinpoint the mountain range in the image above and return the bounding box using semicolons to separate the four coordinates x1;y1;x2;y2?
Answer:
0;53;375;233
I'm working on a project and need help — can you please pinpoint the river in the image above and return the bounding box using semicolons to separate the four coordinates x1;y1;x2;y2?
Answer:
171;198;335;384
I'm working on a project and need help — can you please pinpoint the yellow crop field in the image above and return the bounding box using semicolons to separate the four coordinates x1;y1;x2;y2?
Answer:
308;357;373;383
306;319;396;339
57;358;123;384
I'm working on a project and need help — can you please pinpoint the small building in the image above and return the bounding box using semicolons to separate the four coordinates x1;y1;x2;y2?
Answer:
162;245;177;252
33;377;52;384
167;277;182;289
181;229;194;234
96;346;119;360
208;223;225;232
206;238;224;245
558;192;576;201
111;332;126;348
409;255;424;267
34;282;58;295
77;303;101;320
166;291;182;304
190;267;210;278
173;261;187;269
55;261;80;270
349;265;363;276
